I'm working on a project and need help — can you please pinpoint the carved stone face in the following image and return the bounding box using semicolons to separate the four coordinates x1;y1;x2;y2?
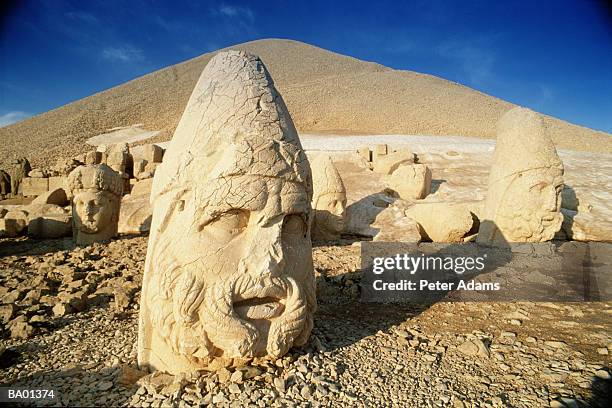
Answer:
72;190;117;234
144;173;315;372
494;168;564;241
313;192;347;238
138;50;315;374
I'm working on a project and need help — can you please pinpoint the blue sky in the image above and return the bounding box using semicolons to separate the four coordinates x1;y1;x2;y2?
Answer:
1;0;611;133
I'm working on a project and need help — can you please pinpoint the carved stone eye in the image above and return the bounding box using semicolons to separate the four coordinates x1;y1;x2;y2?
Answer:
202;209;249;236
283;214;306;236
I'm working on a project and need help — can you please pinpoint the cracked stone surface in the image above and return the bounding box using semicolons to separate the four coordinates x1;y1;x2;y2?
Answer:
138;50;316;374
67;164;123;246
310;154;347;241
478;108;564;245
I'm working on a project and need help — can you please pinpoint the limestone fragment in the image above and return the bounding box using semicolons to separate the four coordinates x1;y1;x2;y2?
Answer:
138;50;316;374
311;155;347;240
85;151;103;165
67;164;123;245
405;201;475;243
478;107;564;245
31;188;69;206
142;144;164;163
373;148;415;175
372;203;421;242
21;177;49;197
385;164;431;200
561;209;612;242
26;204;72;238
118;179;152;235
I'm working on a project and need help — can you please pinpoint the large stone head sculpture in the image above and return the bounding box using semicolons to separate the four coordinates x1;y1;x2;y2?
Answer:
67;164;123;245
478;107;564;244
311;155;347;240
138;50;316;374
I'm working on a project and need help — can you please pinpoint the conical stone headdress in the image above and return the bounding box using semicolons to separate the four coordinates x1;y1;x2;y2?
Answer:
488;107;563;184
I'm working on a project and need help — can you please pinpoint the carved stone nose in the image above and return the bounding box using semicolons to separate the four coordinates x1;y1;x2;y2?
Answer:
240;223;285;279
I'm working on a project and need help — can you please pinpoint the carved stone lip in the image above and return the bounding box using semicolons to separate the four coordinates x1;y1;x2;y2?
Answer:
232;277;287;320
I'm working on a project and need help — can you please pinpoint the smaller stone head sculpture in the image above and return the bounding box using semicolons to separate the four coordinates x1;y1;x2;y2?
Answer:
311;155;347;240
478;107;564;244
67;164;123;245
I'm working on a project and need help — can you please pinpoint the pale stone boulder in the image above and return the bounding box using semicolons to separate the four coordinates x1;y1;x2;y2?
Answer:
385;164;431;200
478;107;564;245
0;218;26;237
143;144;164;163
118;179;152;235
405;201;475;242
85;151;103;165
48;176;67;192
344;191;396;237
27;204;72;238
373;144;388;161
311;155;347;241
28;168;47;178
51;158;81;176
561;209;612;242
31;188;69;206
372;203;421;242
373;148;415;175
67;164;123;245
21;177;49;197
138;50;316;374
106;143;131;176
357;147;371;162
0;209;28;237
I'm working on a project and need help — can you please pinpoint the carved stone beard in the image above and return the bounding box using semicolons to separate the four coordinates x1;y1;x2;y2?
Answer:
496;204;563;242
146;219;314;366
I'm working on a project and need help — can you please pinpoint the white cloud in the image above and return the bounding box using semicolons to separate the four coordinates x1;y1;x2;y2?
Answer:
218;4;254;22
437;43;495;86
101;46;145;63
0;111;31;127
64;11;99;25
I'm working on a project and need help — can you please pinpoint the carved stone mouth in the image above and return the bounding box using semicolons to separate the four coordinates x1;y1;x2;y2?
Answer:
234;297;285;320
232;278;287;320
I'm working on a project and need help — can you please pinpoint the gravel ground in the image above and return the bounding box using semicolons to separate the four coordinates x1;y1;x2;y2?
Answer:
0;236;610;407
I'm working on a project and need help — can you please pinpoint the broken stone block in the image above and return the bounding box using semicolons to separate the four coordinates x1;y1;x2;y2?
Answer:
561;209;612;242
27;213;72;238
144;162;159;175
133;159;147;178
28;168;47;178
0;217;27;237
357;147;371;162
405;201;475;243
372;204;421;242
385;164;431;199
21;177;49;197
373;149;415;175
0;304;16;324
118;194;151;235
143;144;164;163
373;144;388;160
10;321;34;339
48;176;67;192
52;302;74;317
31;188;69;206
85;151;103;165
